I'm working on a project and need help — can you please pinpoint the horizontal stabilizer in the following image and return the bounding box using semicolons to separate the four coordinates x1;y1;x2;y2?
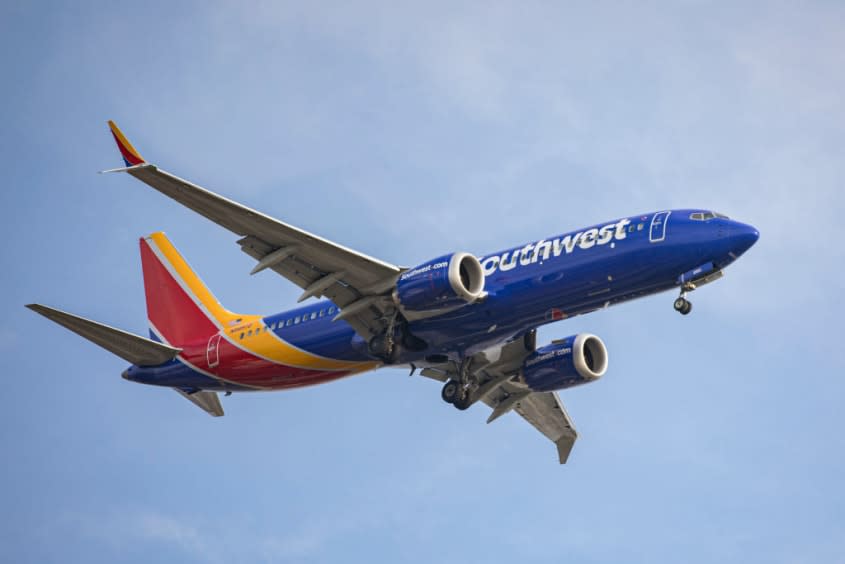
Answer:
26;303;181;366
175;389;224;417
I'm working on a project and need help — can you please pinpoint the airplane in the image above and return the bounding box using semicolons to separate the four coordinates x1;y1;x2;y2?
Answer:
27;121;760;463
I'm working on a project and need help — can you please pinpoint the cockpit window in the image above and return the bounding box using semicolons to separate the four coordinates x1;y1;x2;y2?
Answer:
690;210;729;221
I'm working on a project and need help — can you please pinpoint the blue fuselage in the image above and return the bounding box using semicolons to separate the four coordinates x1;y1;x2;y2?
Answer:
267;209;759;365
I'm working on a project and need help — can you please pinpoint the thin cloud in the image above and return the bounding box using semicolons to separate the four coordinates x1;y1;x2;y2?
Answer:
73;509;329;563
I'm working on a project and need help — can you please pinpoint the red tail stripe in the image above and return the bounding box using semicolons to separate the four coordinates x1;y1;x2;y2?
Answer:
140;239;217;345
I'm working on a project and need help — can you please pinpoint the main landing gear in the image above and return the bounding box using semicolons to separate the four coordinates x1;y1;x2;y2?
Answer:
441;360;473;411
673;294;692;315
441;379;471;410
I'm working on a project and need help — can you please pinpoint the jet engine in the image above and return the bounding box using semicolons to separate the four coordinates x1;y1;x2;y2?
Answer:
521;334;608;392
393;252;485;319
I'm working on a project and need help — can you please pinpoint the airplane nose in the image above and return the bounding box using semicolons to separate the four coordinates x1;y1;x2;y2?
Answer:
731;222;760;255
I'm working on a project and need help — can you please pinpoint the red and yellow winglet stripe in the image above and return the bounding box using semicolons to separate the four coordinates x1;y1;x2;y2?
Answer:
108;120;145;166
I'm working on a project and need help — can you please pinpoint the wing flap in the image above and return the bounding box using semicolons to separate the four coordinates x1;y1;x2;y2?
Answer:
237;235;391;337
26;304;181;366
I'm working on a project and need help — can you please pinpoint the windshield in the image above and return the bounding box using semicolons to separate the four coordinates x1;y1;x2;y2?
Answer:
690;211;729;221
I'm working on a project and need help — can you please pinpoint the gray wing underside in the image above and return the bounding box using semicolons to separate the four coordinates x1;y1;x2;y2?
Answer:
26;304;181;366
125;165;402;340
420;335;579;464
490;389;578;464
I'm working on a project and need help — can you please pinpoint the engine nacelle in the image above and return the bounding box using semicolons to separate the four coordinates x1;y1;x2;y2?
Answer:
393;252;485;318
521;334;608;392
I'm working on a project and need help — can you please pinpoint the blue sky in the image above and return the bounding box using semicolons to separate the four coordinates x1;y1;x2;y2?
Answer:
2;1;844;562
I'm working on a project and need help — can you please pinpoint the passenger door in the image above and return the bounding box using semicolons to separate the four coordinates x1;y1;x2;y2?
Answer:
649;211;671;243
206;333;222;369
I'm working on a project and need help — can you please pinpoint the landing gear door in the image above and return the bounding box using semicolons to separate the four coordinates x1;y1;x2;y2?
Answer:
649;211;671;243
207;333;222;369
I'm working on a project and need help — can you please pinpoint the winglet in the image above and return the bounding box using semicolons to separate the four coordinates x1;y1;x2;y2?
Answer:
108;120;146;166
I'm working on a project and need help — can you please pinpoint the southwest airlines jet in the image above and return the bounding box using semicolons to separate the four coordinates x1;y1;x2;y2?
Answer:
28;121;759;463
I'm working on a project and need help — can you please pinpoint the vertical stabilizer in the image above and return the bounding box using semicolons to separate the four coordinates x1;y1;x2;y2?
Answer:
140;232;244;347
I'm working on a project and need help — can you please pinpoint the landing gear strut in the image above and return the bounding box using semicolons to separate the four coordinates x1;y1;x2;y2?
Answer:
673;295;692;315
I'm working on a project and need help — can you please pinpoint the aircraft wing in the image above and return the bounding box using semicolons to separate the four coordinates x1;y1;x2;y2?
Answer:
419;331;579;464
105;121;402;341
485;385;578;464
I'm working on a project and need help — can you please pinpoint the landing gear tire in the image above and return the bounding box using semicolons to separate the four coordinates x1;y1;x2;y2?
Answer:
674;297;692;315
441;380;460;404
453;393;471;411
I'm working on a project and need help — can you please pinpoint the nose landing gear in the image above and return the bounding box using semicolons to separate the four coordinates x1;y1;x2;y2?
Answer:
673;295;692;315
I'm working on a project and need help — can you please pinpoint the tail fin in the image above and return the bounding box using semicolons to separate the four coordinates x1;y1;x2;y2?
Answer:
140;232;245;347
